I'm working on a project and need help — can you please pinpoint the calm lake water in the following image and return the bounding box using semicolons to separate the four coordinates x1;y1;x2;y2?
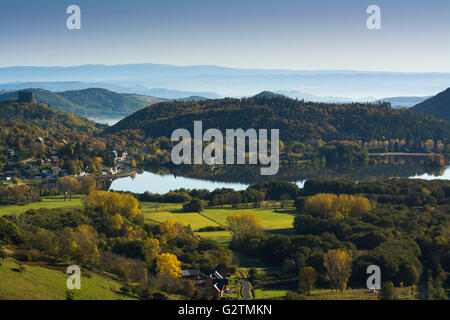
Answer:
109;164;450;194
109;171;249;194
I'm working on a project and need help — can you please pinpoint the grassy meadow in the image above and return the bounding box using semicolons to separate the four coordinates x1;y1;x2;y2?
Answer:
141;202;295;232
0;195;84;217
0;258;136;300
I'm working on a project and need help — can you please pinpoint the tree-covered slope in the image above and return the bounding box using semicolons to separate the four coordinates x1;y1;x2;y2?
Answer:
0;99;103;134
0;99;107;162
58;88;163;118
411;88;450;121
0;88;163;119
104;95;450;145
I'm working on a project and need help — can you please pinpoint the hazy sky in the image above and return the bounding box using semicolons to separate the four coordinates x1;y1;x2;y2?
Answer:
1;0;449;72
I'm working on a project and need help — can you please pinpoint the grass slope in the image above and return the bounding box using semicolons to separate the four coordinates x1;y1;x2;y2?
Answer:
0;196;83;217
0;258;136;300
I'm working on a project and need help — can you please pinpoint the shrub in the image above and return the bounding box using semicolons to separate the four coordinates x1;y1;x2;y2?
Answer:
182;198;204;213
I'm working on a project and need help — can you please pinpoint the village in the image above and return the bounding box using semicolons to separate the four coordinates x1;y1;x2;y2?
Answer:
0;145;131;185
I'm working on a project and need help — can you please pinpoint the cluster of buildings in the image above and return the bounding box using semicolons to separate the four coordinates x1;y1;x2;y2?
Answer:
181;264;234;298
1;148;131;182
0;166;69;182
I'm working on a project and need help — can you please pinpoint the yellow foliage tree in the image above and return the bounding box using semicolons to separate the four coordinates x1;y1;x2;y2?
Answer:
323;249;352;293
84;191;143;223
80;176;97;195
143;238;161;268
304;193;372;218
159;219;184;240
156;253;182;278
73;225;100;265
227;213;263;242
298;266;318;295
111;213;124;230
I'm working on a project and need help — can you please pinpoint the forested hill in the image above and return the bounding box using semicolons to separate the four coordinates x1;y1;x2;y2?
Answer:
0;99;103;134
0;88;163;119
57;88;163;118
0;99;109;164
411;87;450;121
103;95;450;145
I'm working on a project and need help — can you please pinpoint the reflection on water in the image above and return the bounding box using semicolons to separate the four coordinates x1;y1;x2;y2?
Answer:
109;171;248;194
410;167;450;180
109;156;449;194
90;118;122;126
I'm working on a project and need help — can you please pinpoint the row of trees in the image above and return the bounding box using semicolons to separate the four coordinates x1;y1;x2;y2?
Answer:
56;176;98;200
0;184;41;205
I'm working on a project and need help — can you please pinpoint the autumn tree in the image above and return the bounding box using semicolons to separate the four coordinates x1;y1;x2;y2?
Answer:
57;176;80;201
143;238;161;269
298;266;317;295
159;219;184;241
73;225;100;265
227;213;263;243
84;191;143;224
80;176;97;195
323;249;352;293
181;280;196;298
379;281;395;300
304;193;372;218
156;253;182;278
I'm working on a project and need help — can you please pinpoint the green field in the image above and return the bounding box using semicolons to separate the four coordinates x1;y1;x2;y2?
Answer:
0;196;84;217
200;208;296;231
0;258;136;300
196;230;232;246
253;288;417;300
141;202;295;232
253;289;291;300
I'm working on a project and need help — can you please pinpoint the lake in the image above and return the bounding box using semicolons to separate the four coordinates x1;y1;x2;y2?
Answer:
109;160;450;194
109;171;249;194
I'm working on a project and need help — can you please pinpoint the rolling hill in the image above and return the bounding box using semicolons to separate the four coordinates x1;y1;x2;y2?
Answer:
0;99;103;132
103;93;450;146
411;88;450;121
0;88;163;119
0;257;136;300
0;99;106;160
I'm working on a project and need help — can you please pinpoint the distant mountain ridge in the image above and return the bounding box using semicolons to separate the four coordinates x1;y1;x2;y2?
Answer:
1;63;449;98
375;96;431;109
0;82;222;100
411;88;450;121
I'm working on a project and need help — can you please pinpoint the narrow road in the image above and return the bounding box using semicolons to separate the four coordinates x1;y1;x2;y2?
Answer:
238;269;251;300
